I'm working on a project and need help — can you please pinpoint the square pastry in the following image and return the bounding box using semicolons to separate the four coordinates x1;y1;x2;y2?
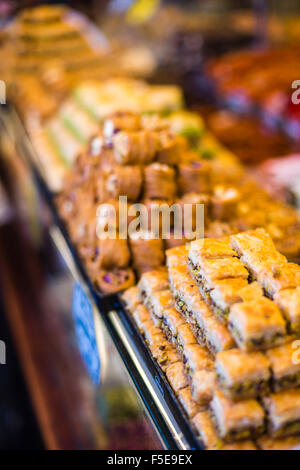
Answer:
191;369;217;406
166;362;188;393
137;269;169;301
215;349;271;400
209;278;249;322
122;286;141;312
257;263;300;298
192;411;220;450
210;389;265;442
263;389;300;438
162;307;185;345
266;342;300;392
274;287;300;335
183;343;214;379
228;297;286;351
189;238;236;261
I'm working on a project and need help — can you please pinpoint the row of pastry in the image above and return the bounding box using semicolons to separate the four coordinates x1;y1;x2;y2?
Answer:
122;229;300;449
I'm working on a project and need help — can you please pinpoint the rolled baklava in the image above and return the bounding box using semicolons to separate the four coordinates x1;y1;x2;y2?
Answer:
228;297;286;351
112;130;158;165
129;232;164;275
215;349;271;400
177;161;210;195
211;186;240;221
104;165;143;201
143;163;176;200
210;390;265;442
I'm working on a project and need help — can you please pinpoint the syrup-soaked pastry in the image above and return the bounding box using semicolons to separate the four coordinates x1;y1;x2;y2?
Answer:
182;344;214;379
211;186;240;220
162;307;185;345
266;342;300;393
193;310;235;355
94;238;130;270
215;349;271;400
257;435;300;450
166;245;189;269
228;297;286;351
262;389;300;438
191;369;217;406
189;237;236;261
144;323;165;346
103;112;141;140
129;232;164;275
257;263;300;298
122;286;141;312
143;163;176;200
177;192;210;230
112;130;158;164
104;165;143;201
168;264;190;293
177;387;200;418
220;441;257;450
132;304;152;333
210;390;265;442
156;131;187;165
177;160;211;194
94;268;135;294
176;323;197;357
229;228;278;258
192;411;220;449
208;278;249;323
137;268;169;302
147;289;174;327
150;342;179;372
274;287;300;335
166;362;189;393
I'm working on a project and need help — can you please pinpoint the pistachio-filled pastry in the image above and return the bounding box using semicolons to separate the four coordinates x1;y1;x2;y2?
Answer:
262;389;300;438
215;349;271;400
228;297;286;351
161;307;185;345
182;344;214;379
229;228;278;258
177;387;200;418
150;340;179;371
176;323;197;357
257;263;300;298
166;362;188;393
147;289;174;327
210;390;265;442
192;411;220;449
122;286;141;312
191;369;217;406
168;264;190;293
266;342;300;392
143;323;165;346
132;304;152;333
189;237;236;261
220;441;257;450
257;435;300;450
208;278;249;322
137;269;169;302
274;287;300;335
166;244;189;269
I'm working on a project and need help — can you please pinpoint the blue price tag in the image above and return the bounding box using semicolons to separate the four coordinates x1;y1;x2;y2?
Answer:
72;282;100;385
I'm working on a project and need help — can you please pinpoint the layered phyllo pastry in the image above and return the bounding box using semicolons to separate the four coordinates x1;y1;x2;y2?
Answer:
192;411;220;449
228;298;286;351
215;349;271;400
122;286;141;312
168;264;190;293
263;389;300;438
176;323;197;356
189;237;236;261
166;245;189;269
149;341;179;371
208;278;249;322
274;287;300;335
143;323;165;346
257;435;300;450
210;390;265;442
161;307;185;345
229;228;278;258
137;269;169;302
257;263;300;298
166;362;188;393
266;342;300;392
220;441;257;450
191;369;217;406
147;289;174;327
182;344;214;379
177;387;199;418
132;304;152;333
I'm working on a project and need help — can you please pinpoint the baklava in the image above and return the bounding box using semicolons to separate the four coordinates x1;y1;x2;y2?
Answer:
192;307;235;354
208;278;249;322
274;287;300;335
132;304;152;334
210;390;265;442
263;389;300;438
161;307;185;345
191;369;217;405
257;435;300;450
215;349;271;400
122;286;141;312
192;411;220;449
177;387;200;418
176;323;197;356
149;339;179;371
166;245;189;269
189;237;236;261
147;289;174;327
257;263;300;298
137;269;169;302
266;342;300;392
182;344;214;379
228;297;286;351
166;362;189;393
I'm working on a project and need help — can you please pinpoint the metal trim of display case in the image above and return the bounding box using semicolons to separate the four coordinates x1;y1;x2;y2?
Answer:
0;104;202;451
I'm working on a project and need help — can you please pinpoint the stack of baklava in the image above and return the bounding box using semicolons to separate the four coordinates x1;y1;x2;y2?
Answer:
57;104;300;294
123;228;300;450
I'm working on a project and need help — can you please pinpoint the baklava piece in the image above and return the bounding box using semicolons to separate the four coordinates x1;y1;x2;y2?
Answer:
192;411;220;450
228;298;286;351
166;244;189;269
147;289;174;327
257;263;300;298
191;369;217;406
183;344;214;379
132;304;152;334
266;342;300;392
209;278;249;323
143;323;165;346
137;269;169;302
263;389;300;438
177;387;199;418
189;237;236;261
176;323;197;357
274;287;300;335
210;390;265;442
257;435;300;450
122;286;141;313
166;362;188;393
150;341;179;371
161;307;185;345
193;308;235;354
221;441;257;450
229;228;278;258
215;349;271;400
